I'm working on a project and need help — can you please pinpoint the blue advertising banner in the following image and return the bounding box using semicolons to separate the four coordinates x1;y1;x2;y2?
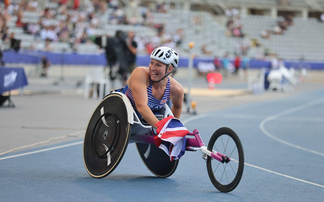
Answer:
0;67;28;94
2;50;324;70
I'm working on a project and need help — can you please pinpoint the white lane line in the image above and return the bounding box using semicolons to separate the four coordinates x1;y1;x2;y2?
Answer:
1;138;323;189
0;141;83;161
0;115;208;161
245;162;324;188
183;107;324;188
225;114;324;122
0;131;84;156
260;98;324;157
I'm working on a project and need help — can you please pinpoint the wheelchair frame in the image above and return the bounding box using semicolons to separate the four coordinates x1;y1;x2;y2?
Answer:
83;92;244;192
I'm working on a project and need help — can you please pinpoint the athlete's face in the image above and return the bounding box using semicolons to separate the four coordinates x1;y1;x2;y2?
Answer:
149;59;168;81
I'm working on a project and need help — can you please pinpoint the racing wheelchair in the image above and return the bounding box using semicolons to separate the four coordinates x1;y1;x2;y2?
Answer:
83;92;244;192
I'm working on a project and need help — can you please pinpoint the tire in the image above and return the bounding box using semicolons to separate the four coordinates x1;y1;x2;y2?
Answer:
136;142;179;178
206;127;244;192
83;93;130;178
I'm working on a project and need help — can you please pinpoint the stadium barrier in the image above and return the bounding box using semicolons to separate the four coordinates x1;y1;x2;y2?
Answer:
3;50;324;70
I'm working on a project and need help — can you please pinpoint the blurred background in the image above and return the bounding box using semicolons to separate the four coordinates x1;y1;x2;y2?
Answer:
0;0;323;92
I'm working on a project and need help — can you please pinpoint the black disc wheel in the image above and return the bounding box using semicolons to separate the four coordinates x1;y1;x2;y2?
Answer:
83;93;130;178
136;142;178;178
206;127;244;192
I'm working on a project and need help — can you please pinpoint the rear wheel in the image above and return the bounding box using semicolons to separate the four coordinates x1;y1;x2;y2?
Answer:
136;142;178;178
83;93;130;178
206;127;244;192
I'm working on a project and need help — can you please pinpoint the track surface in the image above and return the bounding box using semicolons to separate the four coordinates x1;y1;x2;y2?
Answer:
1;77;323;202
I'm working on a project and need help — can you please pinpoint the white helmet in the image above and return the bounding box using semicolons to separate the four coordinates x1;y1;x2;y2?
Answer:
150;46;179;68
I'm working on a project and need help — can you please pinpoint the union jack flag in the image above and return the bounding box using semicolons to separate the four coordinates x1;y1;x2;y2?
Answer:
154;116;189;161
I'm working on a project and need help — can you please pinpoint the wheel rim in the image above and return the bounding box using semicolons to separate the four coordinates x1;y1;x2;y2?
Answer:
83;94;130;178
209;134;241;186
207;127;244;192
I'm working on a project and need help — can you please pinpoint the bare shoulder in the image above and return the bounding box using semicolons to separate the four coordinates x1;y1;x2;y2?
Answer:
128;67;149;87
132;66;149;75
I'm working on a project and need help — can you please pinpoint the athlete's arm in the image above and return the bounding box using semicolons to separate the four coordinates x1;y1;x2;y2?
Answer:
128;67;160;128
169;77;184;119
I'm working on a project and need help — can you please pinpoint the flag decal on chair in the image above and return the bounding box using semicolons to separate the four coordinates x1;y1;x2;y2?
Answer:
154;116;189;161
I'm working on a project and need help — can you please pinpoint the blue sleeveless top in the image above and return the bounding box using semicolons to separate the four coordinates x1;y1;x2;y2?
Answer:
122;77;171;117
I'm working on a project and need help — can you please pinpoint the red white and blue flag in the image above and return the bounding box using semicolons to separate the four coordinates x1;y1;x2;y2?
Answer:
154;116;189;161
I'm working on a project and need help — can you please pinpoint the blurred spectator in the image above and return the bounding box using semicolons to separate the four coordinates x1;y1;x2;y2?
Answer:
28;0;38;12
145;41;154;54
273;24;283;35
79;30;89;43
221;52;230;77
1;26;9;42
156;2;168;13
126;31;137;73
226;18;234;36
0;45;4;66
105;34;118;81
109;0;119;9
57;19;73;42
88;11;100;28
163;35;176;49
73;0;80;10
4;0;11;8
44;38;53;52
114;30;129;86
225;9;232;18
284;13;293;26
40;8;53;28
58;30;70;43
233;53;241;76
197;61;215;77
0;0;174;55
15;8;24;28
2;5;11;23
32;39;45;51
98;0;108;15
251;38;261;47
270;53;279;69
233;16;243;37
320;13;324;23
201;44;212;55
133;35;145;54
241;53;249;79
105;30;129;86
0;12;7;33
296;55;309;79
40;26;57;42
261;29;271;39
151;29;162;48
279;19;288;31
278;57;285;68
125;0;143;25
9;32;20;52
225;9;243;37
27;23;40;37
213;56;221;72
41;56;51;77
139;3;148;22
173;28;183;47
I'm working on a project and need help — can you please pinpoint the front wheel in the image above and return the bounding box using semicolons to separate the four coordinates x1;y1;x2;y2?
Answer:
206;127;244;192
